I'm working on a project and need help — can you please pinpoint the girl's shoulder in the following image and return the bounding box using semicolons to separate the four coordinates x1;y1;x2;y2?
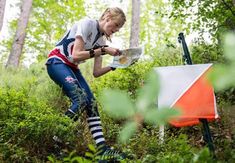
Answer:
76;17;96;26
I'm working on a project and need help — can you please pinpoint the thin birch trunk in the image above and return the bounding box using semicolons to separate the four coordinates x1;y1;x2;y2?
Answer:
129;0;140;48
0;0;6;31
6;0;33;68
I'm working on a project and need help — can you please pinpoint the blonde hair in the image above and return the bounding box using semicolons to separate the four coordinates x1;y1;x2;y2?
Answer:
100;7;126;28
99;7;126;42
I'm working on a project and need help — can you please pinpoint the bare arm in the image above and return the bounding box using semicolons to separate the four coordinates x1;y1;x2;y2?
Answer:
93;46;122;77
72;36;104;62
72;36;121;62
93;56;113;78
72;36;119;77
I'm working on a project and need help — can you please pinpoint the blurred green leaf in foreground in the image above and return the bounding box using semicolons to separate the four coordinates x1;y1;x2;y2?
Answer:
209;33;235;91
100;71;180;143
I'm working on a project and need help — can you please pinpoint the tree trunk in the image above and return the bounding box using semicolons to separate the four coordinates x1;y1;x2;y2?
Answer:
129;0;140;48
0;0;6;31
6;0;33;68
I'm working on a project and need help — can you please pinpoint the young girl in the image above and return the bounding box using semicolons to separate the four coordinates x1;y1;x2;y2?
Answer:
46;7;127;161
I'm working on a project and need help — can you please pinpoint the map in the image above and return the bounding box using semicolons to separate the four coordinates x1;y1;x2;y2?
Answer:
110;47;143;68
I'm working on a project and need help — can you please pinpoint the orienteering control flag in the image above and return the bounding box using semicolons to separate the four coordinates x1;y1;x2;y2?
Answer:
155;63;219;127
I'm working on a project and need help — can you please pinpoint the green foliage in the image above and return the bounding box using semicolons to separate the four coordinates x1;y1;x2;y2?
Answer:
119;121;138;143
155;134;198;162
136;70;160;110
140;0;186;55
100;71;180;143
0;67;80;162
48;150;92;163
0;19;17;63
170;0;235;42
0;143;32;162
133;133;213;163
123;128;206;163
100;90;136;119
192;148;213;163
91;61;154;99
190;43;224;64
28;0;86;61
209;33;235;90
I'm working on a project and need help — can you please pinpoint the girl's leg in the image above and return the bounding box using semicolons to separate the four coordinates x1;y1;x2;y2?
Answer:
72;71;128;160
47;63;86;116
72;69;106;147
47;62;126;160
47;62;106;147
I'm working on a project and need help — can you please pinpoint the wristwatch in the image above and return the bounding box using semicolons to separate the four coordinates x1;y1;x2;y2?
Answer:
89;49;95;58
110;67;116;71
101;46;106;55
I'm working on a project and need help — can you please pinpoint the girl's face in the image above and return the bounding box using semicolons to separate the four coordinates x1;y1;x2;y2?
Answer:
103;17;123;37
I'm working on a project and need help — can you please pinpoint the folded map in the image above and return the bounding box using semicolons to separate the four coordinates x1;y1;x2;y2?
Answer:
110;47;143;68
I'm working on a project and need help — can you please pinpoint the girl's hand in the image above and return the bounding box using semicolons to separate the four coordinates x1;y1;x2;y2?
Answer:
105;47;121;56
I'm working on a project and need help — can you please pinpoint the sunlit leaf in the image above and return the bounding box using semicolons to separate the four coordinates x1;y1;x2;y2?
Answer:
144;107;180;125
85;152;94;158
136;70;159;111
100;89;135;119
71;157;88;163
224;33;235;61
208;33;235;91
118;121;138;143
209;64;235;91
193;148;211;162
88;144;96;153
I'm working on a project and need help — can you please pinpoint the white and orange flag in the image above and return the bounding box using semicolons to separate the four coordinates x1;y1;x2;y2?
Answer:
155;63;219;127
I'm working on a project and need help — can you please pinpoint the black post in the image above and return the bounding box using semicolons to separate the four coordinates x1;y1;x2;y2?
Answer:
178;32;215;157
